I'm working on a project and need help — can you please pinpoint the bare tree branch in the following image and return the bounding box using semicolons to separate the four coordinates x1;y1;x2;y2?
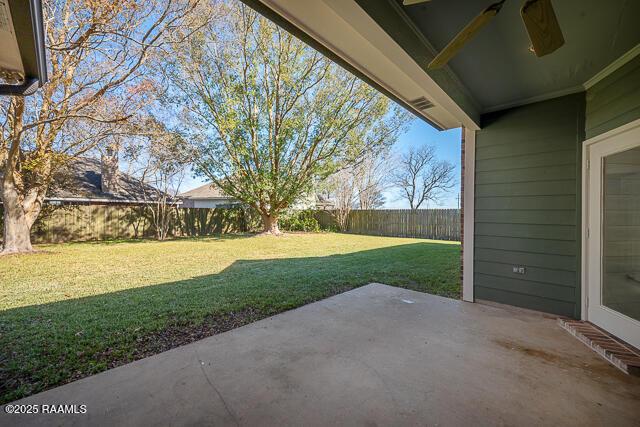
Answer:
390;146;455;210
0;0;203;253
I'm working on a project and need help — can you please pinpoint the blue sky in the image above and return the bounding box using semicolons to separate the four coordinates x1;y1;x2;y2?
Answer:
384;120;461;209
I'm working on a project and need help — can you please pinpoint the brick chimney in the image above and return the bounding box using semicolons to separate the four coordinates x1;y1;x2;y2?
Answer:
101;150;119;194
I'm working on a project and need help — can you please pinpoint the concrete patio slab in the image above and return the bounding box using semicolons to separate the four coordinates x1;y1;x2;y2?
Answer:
3;283;640;426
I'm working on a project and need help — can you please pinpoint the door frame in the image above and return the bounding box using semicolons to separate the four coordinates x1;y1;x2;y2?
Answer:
581;118;640;343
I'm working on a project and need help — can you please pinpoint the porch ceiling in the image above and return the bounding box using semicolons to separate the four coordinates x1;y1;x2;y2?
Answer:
397;0;640;113
245;0;640;130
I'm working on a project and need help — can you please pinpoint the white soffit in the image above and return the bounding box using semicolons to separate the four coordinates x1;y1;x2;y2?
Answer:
258;0;479;131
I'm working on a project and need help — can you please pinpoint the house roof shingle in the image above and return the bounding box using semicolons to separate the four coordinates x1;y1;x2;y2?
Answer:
179;183;233;200
50;157;160;201
1;157;161;203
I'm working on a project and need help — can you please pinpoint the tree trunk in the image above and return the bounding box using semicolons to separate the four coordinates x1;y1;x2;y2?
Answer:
260;213;281;235
1;191;34;254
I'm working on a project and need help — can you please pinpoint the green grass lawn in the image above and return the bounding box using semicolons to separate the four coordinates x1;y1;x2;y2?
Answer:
0;233;460;403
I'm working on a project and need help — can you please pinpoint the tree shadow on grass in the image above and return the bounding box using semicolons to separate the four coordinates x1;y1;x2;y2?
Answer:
0;241;460;404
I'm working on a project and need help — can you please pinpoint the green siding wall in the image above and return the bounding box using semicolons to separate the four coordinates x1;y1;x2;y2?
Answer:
474;93;585;318
586;54;640;139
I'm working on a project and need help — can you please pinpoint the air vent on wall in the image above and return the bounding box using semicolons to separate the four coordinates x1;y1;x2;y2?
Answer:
409;96;434;111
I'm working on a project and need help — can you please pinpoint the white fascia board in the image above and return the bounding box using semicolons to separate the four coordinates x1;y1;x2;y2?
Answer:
258;0;479;131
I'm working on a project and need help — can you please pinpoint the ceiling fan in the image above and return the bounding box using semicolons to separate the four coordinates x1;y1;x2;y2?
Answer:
402;0;565;69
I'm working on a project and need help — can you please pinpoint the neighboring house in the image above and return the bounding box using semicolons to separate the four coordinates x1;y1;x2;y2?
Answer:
315;193;335;210
285;191;334;210
246;1;640;350
289;191;319;210
1;156;165;206
179;183;240;208
179;183;332;210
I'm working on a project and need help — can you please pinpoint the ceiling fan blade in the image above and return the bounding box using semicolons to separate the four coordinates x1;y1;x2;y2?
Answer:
521;0;564;57
428;0;506;69
403;0;431;5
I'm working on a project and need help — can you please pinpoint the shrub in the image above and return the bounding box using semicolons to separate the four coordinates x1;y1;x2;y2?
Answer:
279;210;321;232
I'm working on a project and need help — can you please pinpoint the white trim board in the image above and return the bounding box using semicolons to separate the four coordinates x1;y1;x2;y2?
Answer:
462;127;475;303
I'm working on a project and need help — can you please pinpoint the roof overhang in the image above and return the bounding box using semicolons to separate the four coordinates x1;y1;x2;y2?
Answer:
242;0;640;132
241;0;480;130
0;0;47;96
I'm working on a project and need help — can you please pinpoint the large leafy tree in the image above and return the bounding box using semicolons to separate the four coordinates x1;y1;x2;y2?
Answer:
169;1;409;234
0;0;201;254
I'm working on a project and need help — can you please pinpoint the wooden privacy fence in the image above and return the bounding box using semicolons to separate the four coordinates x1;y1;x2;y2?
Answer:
0;204;256;243
1;205;459;243
316;209;461;241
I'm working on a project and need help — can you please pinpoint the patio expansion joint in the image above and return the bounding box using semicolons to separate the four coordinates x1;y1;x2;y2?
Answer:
558;318;640;376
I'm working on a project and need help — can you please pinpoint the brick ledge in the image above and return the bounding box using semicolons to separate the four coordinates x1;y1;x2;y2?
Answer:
558;319;640;376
